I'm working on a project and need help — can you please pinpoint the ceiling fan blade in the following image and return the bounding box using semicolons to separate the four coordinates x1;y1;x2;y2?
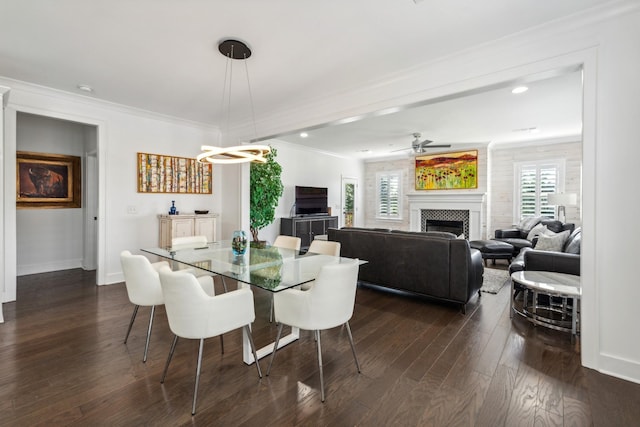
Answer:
422;144;451;148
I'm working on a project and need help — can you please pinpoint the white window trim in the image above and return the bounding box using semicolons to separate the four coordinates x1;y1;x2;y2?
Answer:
376;170;403;221
513;159;566;223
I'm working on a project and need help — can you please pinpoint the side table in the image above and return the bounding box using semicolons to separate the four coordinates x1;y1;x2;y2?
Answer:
510;270;581;340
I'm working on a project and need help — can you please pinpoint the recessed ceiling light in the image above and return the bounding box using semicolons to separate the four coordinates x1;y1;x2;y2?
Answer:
299;132;308;138
511;86;528;94
77;84;93;93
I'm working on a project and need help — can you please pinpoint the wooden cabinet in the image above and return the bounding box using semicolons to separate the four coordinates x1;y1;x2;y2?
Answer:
158;214;218;247
280;216;338;251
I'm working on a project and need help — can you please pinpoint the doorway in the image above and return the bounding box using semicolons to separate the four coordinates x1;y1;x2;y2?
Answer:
341;176;357;228
15;113;99;277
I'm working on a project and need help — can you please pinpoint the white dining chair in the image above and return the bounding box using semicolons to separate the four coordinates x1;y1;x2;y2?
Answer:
158;267;262;415
269;235;302;321
170;235;228;292
273;235;301;252
307;239;341;257
120;250;216;362
300;240;342;291
266;259;361;402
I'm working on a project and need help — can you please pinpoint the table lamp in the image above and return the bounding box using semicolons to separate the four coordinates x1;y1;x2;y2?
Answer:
546;193;577;223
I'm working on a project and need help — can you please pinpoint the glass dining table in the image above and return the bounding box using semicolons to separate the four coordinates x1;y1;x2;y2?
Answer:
142;240;362;364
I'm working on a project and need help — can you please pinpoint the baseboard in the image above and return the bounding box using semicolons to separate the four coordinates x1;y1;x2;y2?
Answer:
105;272;124;285
600;352;640;385
17;259;83;276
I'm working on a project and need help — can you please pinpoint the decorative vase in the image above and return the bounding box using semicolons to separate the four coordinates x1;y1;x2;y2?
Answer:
232;230;248;255
169;200;177;215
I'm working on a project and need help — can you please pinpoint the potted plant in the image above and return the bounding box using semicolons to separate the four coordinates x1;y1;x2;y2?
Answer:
250;147;284;244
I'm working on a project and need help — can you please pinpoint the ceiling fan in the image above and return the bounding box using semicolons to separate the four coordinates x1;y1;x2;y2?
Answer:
393;133;452;154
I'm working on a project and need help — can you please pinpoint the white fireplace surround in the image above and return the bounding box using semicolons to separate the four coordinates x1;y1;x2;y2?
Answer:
407;193;486;240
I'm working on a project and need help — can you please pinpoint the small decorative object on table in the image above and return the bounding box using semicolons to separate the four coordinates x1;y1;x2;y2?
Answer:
169;200;177;215
232;230;248;255
194;210;209;214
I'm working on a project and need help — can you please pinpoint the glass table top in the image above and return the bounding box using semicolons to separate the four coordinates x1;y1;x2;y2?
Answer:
142;241;362;292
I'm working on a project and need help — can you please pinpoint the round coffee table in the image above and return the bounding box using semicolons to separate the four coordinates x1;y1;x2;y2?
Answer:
510;270;581;340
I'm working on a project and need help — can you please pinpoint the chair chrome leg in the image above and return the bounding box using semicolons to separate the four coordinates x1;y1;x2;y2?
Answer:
269;295;274;323
143;305;156;362
316;330;325;402
221;276;228;293
244;325;263;378
124;305;139;344
192;338;205;415
345;322;361;373
161;335;179;383
266;323;284;376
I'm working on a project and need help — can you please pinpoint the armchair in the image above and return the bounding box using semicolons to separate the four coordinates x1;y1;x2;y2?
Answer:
509;227;581;276
494;217;575;257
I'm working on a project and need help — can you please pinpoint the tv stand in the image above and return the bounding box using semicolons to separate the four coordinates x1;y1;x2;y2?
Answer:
295;213;329;218
281;216;338;251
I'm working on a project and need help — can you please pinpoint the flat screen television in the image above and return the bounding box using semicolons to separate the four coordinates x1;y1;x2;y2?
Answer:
294;186;328;216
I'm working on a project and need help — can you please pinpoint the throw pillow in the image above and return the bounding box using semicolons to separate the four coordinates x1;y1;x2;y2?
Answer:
526;223;548;241
535;230;570;252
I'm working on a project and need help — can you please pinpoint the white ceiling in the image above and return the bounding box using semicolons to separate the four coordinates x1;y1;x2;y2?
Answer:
0;1;598;157
273;69;583;159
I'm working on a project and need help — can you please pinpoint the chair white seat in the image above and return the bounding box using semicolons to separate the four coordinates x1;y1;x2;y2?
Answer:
158;267;262;415
266;259;361;402
170;235;228;292
301;240;341;290
269;235;302;322
120;250;215;362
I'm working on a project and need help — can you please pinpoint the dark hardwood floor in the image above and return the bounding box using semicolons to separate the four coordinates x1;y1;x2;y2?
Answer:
1;267;639;426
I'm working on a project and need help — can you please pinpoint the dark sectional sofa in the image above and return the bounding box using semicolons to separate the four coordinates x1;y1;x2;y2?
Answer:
509;226;582;276
327;227;484;313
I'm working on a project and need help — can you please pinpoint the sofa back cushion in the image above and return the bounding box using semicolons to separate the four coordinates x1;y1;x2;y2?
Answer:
518;216;543;232
541;219;575;234
390;230;457;239
563;227;582;254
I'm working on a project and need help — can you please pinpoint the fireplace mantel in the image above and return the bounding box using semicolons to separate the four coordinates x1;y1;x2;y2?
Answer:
407;193;486;240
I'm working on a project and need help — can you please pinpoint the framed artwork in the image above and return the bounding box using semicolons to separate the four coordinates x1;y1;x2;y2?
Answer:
16;151;81;209
137;152;212;194
415;150;478;190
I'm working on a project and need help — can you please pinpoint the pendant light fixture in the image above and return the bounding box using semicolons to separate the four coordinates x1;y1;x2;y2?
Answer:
197;39;271;164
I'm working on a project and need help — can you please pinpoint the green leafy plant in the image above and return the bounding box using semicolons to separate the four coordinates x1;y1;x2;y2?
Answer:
250;147;284;242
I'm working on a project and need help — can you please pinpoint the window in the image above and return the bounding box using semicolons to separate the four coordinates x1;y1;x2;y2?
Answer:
376;171;402;219
515;160;565;220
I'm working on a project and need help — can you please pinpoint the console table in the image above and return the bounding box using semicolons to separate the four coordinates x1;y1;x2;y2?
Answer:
158;213;218;247
510;270;581;340
280;216;338;251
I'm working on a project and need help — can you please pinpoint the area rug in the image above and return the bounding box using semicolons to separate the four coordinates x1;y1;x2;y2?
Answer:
480;267;510;294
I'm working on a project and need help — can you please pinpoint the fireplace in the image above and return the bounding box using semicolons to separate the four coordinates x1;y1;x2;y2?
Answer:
425;219;464;236
422;209;469;237
408;193;485;240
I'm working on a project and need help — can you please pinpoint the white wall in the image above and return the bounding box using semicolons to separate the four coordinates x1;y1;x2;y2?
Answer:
489;139;583;235
1;78;223;292
255;140;364;245
230;4;640;384
364;147;488;234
